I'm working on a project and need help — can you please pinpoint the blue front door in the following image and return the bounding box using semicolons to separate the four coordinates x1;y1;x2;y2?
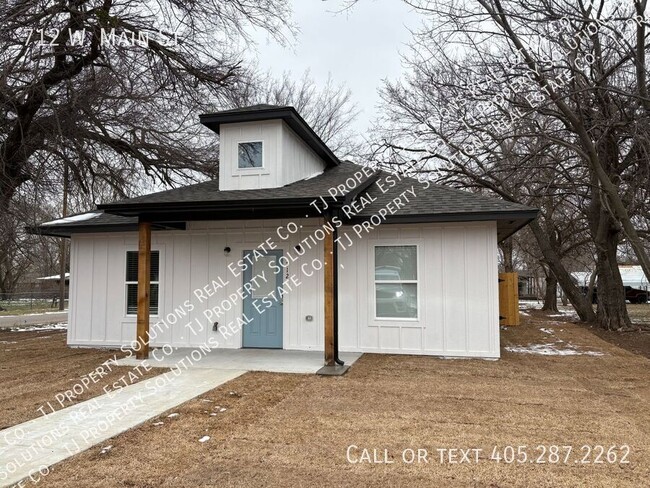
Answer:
242;250;283;348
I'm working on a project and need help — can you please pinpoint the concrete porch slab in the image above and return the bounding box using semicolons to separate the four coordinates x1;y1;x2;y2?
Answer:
115;349;363;374
316;364;350;376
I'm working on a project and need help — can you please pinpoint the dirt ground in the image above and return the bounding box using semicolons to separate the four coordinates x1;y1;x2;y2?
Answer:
580;324;650;360
26;314;649;488
0;327;163;429
523;302;650;359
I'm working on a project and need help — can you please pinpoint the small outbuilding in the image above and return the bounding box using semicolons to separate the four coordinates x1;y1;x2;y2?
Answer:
31;105;537;365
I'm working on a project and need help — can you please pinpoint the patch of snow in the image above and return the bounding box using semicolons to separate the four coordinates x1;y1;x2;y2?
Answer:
152;422;164;426
548;310;577;317
99;445;112;455
520;311;530;316
539;328;554;334
167;413;179;418
0;310;67;318
36;273;70;281
198;436;210;443
219;407;227;412
303;170;324;181
519;300;544;309
42;212;102;226
506;342;604;356
210;413;217;417
201;399;213;403
10;323;67;332
0;341;17;344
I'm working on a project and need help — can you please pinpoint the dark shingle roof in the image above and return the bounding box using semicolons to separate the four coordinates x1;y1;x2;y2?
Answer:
32;162;537;241
215;104;287;114
357;171;533;217
98;162;373;209
28;212;138;237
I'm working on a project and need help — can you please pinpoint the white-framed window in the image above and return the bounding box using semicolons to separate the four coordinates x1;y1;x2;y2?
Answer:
237;141;263;168
374;245;418;319
125;250;159;316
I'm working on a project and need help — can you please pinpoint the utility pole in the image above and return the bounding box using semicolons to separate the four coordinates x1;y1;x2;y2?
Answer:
58;162;69;311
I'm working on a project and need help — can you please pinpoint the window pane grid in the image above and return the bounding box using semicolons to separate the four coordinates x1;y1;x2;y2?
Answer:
374;245;418;319
125;251;160;316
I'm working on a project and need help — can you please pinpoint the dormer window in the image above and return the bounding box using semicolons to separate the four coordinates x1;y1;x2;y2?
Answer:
238;141;263;169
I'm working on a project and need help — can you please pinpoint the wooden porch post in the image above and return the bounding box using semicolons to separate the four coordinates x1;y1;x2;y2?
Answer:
324;219;335;366
136;221;151;360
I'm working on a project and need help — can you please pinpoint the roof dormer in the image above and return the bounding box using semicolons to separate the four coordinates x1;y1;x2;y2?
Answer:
200;104;340;191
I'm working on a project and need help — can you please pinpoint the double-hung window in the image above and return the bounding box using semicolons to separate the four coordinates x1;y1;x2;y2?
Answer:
125;250;159;315
374;245;418;319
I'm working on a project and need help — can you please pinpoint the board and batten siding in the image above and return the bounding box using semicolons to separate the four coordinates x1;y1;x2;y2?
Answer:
218;120;325;191
68;219;325;351
337;222;500;358
67;220;499;358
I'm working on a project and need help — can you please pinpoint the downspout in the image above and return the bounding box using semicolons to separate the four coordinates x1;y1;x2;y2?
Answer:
332;221;344;366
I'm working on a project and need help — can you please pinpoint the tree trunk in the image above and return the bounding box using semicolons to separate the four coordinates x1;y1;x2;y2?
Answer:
586;154;633;330
499;237;514;272
541;269;559;312
594;219;633;330
528;221;596;322
586;270;598;305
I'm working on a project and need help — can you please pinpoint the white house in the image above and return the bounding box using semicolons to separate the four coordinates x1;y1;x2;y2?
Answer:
33;105;537;371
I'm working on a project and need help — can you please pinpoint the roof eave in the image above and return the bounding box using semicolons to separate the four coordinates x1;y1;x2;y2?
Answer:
26;222;185;238
347;209;539;223
199;106;340;168
96;191;367;216
346;209;538;242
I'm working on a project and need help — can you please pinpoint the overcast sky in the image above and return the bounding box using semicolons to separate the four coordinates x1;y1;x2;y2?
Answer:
249;1;421;135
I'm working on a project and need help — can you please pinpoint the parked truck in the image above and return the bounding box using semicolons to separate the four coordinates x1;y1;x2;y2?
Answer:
581;285;649;304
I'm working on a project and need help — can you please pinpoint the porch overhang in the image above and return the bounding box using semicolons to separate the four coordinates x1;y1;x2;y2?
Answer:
347;210;539;242
98;197;334;221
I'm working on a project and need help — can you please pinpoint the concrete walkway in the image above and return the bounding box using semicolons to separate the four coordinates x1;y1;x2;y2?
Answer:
116;348;363;374
0;368;244;487
0;311;68;328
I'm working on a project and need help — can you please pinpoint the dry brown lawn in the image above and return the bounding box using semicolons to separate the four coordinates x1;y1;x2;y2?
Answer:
23;312;649;488
0;327;163;428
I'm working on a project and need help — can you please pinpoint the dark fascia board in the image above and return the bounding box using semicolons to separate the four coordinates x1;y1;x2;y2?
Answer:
347;209;539;225
26;222;185;238
199;106;340;168
349;209;539;242
99;196;335;216
346;209;539;242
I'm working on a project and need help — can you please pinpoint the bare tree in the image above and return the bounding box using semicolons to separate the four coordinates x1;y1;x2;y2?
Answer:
0;191;58;299
228;71;361;158
0;0;297;299
0;0;293;215
370;0;650;330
